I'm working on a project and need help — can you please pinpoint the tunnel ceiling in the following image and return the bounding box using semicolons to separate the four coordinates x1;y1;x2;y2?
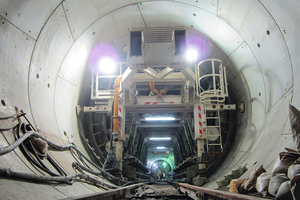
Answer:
62;0;290;152
0;1;293;124
1;0;300;190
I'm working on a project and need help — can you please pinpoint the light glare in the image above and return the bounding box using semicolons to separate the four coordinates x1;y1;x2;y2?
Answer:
157;147;165;149
145;117;175;121
98;58;115;74
150;137;171;140
186;49;198;62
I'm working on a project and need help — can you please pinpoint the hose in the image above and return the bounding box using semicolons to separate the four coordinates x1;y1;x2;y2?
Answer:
0;122;130;185
20;110;37;131
15;123;66;176
73;162;147;187
113;77;122;133
0;129;39;155
0;165;127;189
149;81;168;94
0;123;55;155
44;136;129;185
70;147;90;169
0;113;23;120
72;161;127;185
72;162;119;189
0;114;151;190
0;124;18;131
0;167;79;185
76;174;112;190
1;120;145;187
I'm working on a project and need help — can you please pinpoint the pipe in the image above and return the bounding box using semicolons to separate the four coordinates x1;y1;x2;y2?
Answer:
113;77;122;134
149;81;168;94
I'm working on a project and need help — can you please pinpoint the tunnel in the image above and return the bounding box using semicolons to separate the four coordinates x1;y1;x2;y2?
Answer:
0;0;300;199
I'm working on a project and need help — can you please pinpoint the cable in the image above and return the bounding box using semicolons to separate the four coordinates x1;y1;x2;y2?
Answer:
0;128;37;155
78;131;104;167
20;110;37;131
72;161;126;185
70;147;90;169
0;113;23;120
0;124;18;131
15;123;65;176
19;139;59;176
0;123;128;184
76;174;114;190
47;155;67;176
0;121;141;186
0;167;79;185
69;146;129;185
70;148;82;165
72;162;119;189
73;162;147;187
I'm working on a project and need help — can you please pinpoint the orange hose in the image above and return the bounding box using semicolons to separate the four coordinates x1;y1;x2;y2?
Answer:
113;77;122;133
159;86;168;94
149;81;168;94
149;81;159;94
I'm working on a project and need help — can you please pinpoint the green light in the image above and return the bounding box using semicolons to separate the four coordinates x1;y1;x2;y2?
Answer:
163;162;167;167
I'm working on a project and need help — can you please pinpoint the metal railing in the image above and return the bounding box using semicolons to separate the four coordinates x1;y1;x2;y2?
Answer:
196;59;228;103
91;62;126;100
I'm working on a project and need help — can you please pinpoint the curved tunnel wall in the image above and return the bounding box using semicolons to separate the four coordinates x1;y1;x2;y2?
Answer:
0;0;299;197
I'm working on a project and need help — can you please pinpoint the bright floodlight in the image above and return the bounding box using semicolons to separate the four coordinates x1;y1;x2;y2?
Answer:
98;58;115;74
150;137;171;140
156;147;165;149
186;49;198;62
145;117;175;121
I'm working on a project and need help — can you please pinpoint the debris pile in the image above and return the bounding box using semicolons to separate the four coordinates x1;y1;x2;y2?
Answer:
216;165;248;187
228;104;300;199
229;152;300;199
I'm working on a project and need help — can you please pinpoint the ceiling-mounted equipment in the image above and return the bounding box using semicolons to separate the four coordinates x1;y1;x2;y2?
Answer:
127;26;187;68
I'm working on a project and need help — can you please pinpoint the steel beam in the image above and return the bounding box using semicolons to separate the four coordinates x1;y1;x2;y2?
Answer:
131;72;187;82
83;106;112;113
181;67;196;85
143;67;174;79
125;106;194;113
122;68;137;89
204;104;236;111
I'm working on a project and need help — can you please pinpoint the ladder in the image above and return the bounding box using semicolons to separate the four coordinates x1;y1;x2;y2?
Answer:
204;103;223;151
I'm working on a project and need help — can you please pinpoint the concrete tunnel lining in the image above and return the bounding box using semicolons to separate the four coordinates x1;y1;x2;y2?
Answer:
0;0;300;198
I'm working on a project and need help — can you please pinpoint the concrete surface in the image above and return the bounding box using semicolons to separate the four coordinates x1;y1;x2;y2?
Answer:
0;0;299;198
